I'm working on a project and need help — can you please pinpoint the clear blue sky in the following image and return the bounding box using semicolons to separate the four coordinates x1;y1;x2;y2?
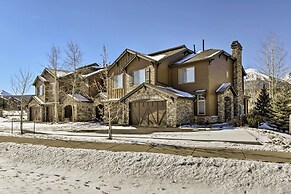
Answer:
0;0;290;94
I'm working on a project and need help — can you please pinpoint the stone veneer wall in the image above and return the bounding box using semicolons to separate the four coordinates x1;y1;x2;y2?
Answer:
76;102;94;121
194;116;218;124
176;98;194;126
62;97;94;122
123;86;178;127
102;100;125;124
217;89;234;122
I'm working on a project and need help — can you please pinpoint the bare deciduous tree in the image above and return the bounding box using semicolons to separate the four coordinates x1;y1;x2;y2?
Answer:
10;69;33;134
47;45;62;123
64;41;83;122
96;45;124;139
259;33;288;99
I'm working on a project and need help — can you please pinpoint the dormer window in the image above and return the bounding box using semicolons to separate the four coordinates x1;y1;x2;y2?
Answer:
133;68;145;85
37;85;44;96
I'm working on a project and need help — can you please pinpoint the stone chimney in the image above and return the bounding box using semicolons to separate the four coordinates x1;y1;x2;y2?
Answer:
231;41;244;117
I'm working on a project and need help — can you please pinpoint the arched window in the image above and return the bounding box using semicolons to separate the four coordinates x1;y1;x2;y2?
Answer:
197;95;205;115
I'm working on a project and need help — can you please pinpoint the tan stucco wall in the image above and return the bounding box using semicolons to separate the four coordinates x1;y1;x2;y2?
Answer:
208;54;234;116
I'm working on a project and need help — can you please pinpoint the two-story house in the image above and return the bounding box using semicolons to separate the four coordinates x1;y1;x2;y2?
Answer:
106;41;246;127
28;63;104;122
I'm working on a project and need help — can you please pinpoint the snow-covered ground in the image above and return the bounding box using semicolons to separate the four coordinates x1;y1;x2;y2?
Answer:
2;110;28;121
0;142;290;194
0;117;291;193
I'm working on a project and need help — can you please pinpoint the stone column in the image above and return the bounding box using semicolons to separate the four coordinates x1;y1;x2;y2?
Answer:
231;41;244;117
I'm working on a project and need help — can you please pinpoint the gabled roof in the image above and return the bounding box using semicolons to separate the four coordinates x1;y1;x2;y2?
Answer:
76;63;99;71
216;83;237;96
32;75;48;86
148;45;189;57
46;68;70;78
29;96;45;105
109;45;192;71
120;83;195;102
174;49;235;65
109;49;156;71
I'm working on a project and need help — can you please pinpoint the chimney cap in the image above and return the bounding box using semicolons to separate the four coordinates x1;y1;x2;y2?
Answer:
231;40;242;50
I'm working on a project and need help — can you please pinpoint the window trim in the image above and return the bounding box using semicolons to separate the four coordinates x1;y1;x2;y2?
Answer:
178;66;195;84
197;95;206;115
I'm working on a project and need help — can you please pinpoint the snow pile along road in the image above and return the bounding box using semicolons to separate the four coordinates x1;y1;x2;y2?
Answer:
0;142;290;194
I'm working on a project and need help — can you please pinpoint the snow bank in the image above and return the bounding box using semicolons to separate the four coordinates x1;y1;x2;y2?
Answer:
0;142;290;194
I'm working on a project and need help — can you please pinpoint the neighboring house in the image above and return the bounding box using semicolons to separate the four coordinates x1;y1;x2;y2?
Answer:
0;93;32;118
106;41;246;127
0;94;31;111
28;63;104;122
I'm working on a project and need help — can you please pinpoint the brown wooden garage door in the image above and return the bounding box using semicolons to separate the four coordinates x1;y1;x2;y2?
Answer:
129;101;167;126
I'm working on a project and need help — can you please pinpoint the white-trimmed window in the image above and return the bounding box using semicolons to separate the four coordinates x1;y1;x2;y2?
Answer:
178;67;195;84
37;85;44;96
51;83;56;94
133;68;145;85
197;95;205;115
112;74;123;88
226;71;229;78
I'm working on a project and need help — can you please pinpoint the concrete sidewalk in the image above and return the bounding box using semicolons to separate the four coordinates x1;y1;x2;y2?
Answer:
151;128;259;145
0;135;290;164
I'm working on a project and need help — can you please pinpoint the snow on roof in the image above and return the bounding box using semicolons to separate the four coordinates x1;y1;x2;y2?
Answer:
146;54;166;61
68;94;91;102
38;76;47;82
195;89;206;93
157;86;194;98
216;83;231;93
56;70;70;78
207;50;221;58
175;50;221;65
33;96;45;105
82;69;105;78
175;53;197;64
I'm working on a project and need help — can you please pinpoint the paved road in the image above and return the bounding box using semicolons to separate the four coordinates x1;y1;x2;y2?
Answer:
0;135;290;163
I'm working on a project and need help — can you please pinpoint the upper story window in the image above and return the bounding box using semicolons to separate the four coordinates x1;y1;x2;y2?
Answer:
178;67;195;84
226;71;229;78
112;74;123;89
37;85;44;96
133;68;145;85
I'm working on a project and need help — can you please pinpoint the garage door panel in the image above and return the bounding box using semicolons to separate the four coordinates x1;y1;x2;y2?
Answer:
129;100;166;126
129;102;139;125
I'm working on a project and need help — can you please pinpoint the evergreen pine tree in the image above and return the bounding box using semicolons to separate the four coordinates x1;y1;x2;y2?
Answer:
253;84;272;121
270;86;291;132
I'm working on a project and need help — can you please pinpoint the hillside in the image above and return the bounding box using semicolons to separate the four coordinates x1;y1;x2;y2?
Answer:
245;68;270;82
244;68;291;112
0;90;11;97
283;72;291;84
244;68;291;88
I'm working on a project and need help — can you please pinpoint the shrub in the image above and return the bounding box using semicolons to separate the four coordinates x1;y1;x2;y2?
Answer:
246;115;262;128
